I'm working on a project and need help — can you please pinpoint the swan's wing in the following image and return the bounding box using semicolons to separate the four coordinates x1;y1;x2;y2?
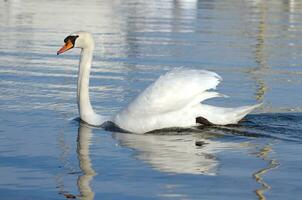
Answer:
125;68;222;115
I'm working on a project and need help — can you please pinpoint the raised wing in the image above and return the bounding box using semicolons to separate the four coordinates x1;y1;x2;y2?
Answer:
124;68;222;115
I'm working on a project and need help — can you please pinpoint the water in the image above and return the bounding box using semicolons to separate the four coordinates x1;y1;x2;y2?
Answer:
1;0;302;199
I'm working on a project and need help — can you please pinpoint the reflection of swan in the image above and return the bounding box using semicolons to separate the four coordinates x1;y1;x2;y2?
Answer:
57;31;261;133
77;123;96;200
114;132;244;175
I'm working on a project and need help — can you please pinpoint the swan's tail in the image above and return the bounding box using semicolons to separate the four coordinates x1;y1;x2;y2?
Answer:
229;103;262;123
197;103;262;125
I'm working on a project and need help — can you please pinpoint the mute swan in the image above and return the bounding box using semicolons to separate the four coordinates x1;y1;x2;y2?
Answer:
57;31;261;133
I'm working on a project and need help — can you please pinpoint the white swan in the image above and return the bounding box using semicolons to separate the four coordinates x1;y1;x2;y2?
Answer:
57;31;261;133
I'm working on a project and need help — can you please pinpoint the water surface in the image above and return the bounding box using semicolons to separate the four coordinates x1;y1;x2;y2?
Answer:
1;0;302;199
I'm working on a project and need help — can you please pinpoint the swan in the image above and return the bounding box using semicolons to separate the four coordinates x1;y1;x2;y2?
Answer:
57;31;261;133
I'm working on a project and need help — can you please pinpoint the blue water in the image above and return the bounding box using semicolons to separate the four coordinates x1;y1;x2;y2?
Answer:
1;0;302;199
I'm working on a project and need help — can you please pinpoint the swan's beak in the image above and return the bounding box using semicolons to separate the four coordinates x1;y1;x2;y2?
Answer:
57;40;74;55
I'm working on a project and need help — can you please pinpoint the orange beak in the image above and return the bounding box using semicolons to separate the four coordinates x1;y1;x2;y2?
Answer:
57;40;74;55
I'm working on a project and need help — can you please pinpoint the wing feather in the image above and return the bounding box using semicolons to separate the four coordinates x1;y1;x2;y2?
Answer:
124;68;222;115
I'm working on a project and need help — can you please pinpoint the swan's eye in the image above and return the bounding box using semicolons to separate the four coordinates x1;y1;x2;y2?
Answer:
64;35;79;45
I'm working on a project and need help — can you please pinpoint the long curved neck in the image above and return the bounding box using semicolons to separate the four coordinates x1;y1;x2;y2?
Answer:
77;45;105;126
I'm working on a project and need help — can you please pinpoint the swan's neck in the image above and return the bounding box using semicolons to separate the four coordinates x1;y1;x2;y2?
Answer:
77;46;106;126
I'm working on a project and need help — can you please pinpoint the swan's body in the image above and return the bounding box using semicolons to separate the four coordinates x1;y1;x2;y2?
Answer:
57;31;261;133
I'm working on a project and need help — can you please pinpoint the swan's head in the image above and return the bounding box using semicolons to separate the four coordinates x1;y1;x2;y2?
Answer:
57;31;94;55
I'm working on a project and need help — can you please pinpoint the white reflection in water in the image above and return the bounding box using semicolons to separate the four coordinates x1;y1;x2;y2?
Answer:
56;123;96;200
76;124;96;200
114;131;246;175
